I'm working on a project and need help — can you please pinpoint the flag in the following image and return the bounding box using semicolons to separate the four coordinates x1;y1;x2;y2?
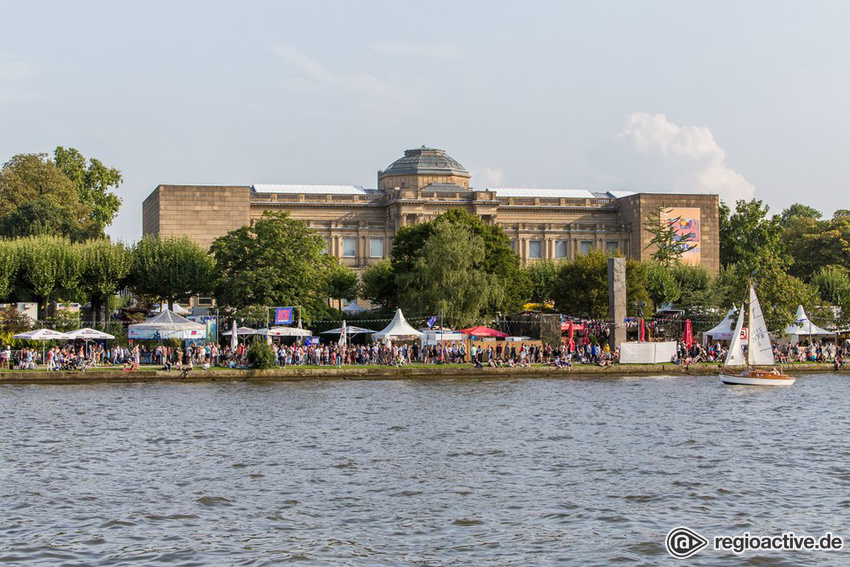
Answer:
427;316;437;328
338;320;347;348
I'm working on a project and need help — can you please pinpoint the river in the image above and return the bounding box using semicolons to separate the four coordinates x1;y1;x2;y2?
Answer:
1;374;847;565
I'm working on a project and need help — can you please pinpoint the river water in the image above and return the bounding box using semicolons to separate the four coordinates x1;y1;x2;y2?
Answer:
1;374;848;566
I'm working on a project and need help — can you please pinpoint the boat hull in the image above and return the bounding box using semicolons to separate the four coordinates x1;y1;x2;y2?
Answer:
719;373;796;386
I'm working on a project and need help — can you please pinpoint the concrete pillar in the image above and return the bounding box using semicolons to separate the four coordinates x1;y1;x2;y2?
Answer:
608;257;627;352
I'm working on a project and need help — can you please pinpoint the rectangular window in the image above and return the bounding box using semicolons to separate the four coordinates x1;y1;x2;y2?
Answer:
528;240;542;259
342;237;356;257
555;240;568;258
369;238;383;258
606;240;619;255
197;296;213;306
510;240;516;252
580;241;593;256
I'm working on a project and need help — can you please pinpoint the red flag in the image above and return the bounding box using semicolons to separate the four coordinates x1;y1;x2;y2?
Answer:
639;318;646;342
683;319;694;349
567;321;575;351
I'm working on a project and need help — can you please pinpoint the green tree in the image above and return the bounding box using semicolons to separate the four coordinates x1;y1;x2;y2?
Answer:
326;265;360;310
77;239;132;326
644;261;681;311
643;206;697;265
247;341;275;369
396;222;504;328
53;146;123;235
784;213;850;279
778;203;821;228
719;198;784;270
360;259;396;309
811;265;850;311
0;239;20;300
16;235;81;319
525;260;560;304
391;209;530;313
130;236;216;310
669;263;717;327
0;153;94;240
210;212;331;317
551;251;648;318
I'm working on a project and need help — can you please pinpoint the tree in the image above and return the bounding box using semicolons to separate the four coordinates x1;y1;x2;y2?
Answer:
784;213;850;279
391;209;530;313
644;262;681;311
643;206;697;265
811;266;850;307
77;239;132;326
0;153;94;240
326;265;360;311
53;146;123;235
16;235;81;319
669;263;717;326
130;236;216;310
551;251;648;318
210;212;332;317
0;239;20;300
396;222;504;328
779;203;821;228
524;260;560;305
360;259;396;309
719;198;784;270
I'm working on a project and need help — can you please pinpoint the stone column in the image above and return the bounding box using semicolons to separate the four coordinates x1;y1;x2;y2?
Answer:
608;257;627;352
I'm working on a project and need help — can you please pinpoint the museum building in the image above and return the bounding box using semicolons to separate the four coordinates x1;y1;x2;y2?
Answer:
142;147;719;272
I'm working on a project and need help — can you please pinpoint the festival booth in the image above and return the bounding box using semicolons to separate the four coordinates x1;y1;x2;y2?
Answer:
619;341;678;364
373;309;422;343
781;305;834;344
703;308;737;344
222;326;257;336
341;301;369;314
128;309;206;342
420;329;464;346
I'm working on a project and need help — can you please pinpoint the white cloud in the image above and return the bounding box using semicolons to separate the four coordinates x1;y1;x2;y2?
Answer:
0;60;31;82
469;165;505;188
373;43;465;59
271;45;418;108
596;113;755;203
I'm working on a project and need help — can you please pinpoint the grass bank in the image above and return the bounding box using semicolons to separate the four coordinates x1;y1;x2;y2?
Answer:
0;362;843;385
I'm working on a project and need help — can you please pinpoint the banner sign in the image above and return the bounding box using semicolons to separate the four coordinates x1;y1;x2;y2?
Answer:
274;307;294;325
304;336;320;346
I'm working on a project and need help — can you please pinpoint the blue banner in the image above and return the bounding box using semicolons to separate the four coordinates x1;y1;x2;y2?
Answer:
274;307;294;325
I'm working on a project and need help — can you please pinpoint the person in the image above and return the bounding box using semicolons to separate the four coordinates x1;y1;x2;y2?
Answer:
0;345;8;370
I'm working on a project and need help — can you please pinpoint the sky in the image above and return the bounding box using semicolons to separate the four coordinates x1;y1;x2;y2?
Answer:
1;1;848;241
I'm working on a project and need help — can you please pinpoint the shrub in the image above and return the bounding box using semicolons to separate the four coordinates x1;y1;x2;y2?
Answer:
247;341;275;369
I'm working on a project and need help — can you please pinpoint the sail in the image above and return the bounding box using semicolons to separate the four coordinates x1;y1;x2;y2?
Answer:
724;304;746;367
748;284;775;366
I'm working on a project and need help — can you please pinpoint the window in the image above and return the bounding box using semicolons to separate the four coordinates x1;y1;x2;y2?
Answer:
369;238;383;258
342;237;356;257
580;241;593;256
606;240;619;255
555;241;568;258
510;240;516;252
197;296;213;306
528;240;542;259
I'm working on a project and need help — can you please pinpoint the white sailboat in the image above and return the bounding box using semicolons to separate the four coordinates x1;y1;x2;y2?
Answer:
719;284;796;386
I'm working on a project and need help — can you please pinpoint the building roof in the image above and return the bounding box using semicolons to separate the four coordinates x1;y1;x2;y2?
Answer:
380;146;470;178
252;184;380;195
488;188;633;199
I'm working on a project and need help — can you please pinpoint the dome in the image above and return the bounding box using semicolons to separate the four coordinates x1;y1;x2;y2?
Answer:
380;146;470;178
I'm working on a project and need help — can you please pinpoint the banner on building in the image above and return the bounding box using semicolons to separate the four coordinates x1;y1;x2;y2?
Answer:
274;307;294;325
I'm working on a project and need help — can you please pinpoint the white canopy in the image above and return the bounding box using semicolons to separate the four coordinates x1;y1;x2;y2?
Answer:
66;328;115;340
321;325;375;335
222;326;257;336
783;305;833;342
342;301;368;314
703;308;737;343
13;329;71;341
151;302;191;315
256;326;313;337
373;309;422;340
128;309;206;340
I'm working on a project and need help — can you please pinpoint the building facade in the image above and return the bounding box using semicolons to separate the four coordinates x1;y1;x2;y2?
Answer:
142;147;720;272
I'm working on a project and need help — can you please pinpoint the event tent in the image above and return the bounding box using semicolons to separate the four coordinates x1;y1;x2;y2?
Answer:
128;309;206;340
783;305;833;343
257;326;313;337
373;309;422;339
321;325;375;335
458;326;510;338
342;301;368;314
703;308;737;344
222;326;257;336
151;302;191;315
13;329;71;341
66;328;115;340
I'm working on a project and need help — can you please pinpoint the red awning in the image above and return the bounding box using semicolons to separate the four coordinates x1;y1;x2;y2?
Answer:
459;326;511;338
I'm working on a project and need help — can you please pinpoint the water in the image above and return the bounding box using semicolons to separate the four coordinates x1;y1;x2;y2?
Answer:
1;375;848;566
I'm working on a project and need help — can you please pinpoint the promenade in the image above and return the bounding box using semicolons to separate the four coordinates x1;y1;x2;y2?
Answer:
0;362;842;385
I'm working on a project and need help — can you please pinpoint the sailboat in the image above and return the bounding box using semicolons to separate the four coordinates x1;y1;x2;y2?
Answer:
719;284;796;386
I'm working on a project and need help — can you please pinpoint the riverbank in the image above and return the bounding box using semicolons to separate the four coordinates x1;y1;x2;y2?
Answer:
0;362;844;385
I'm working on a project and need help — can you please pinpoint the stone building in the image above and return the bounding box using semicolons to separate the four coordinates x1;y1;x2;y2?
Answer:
142;146;720;272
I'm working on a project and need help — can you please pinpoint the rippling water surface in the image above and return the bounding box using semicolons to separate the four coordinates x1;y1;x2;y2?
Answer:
1;375;848;565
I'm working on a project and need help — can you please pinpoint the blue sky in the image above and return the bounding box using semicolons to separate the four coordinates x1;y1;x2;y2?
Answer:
1;1;848;240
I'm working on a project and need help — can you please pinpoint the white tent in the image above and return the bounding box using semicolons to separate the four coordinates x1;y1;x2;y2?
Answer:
128;309;206;340
703;308;737;344
67;328;115;340
342;301;368;314
256;326;313;337
373;309;422;340
13;329;71;341
151;302;191;315
783;305;834;343
321;325;375;335
420;330;464;345
222;326;257;336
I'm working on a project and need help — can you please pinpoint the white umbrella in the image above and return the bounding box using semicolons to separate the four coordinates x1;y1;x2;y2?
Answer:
230;320;238;351
339;320;347;348
13;329;71;366
256;326;313;337
66;328;115;340
222;326;256;336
